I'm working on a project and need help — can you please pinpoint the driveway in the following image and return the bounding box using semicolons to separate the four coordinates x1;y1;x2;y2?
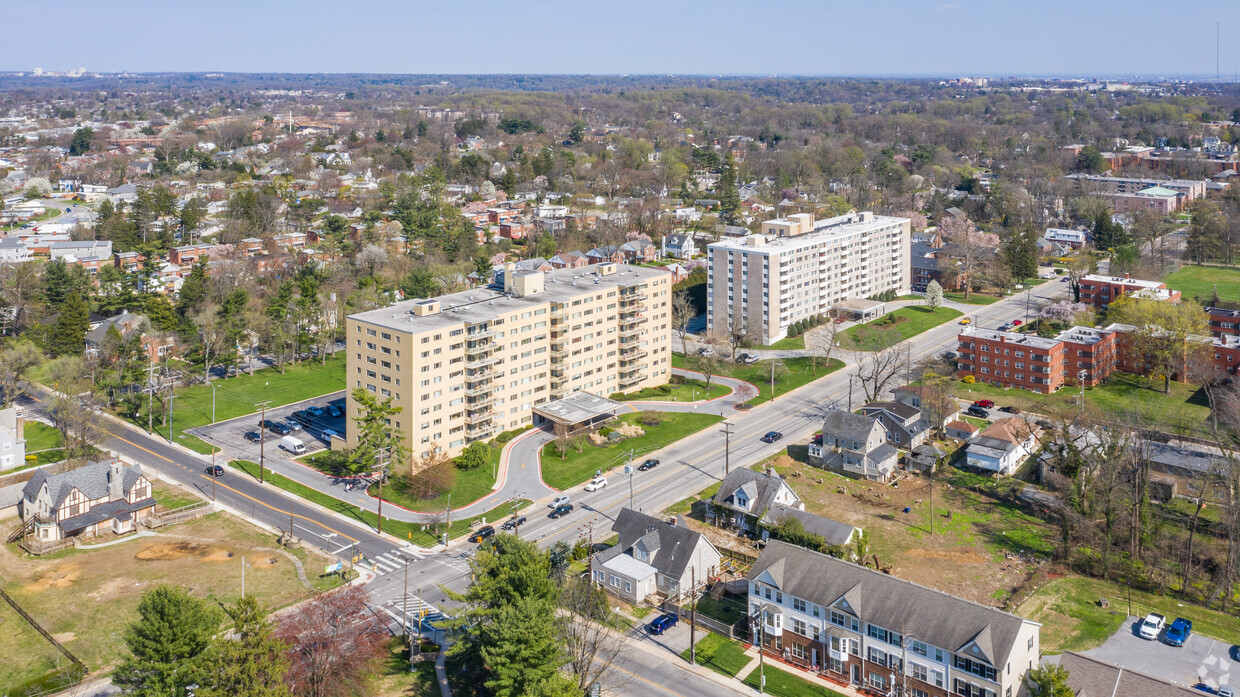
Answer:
1084;614;1237;691
187;391;347;463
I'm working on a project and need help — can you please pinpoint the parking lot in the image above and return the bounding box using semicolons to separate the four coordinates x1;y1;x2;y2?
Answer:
187;391;347;463
1084;615;1236;691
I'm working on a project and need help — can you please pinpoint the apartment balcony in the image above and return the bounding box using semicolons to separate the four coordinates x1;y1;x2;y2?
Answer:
464;341;493;356
464;381;493;397
465;328;494;341
619;314;644;327
550;345;569;359
620;348;648;362
465;355;501;370
464;411;494;426
619;291;647;303
466;395;496;410
619;326;643;338
618;374;645;389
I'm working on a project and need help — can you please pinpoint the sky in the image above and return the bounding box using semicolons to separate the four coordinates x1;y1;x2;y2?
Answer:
5;0;1238;78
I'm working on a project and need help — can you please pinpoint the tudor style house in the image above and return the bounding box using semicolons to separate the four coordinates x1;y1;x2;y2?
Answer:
20;459;156;542
810;410;899;482
748;540;1041;697
709;468;801;534
590;508;721;604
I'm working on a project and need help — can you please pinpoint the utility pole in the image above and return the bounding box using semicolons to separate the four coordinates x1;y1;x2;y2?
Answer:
146;360;156;434
166;391;175;442
402;558;410;641
1025;287;1032;326
848;374;855;411
255;400;272;484
720;422;734;476
376;447;390;535
689;566;697;666
211;449;217;502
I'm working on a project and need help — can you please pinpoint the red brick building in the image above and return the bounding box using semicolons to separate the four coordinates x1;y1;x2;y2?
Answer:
1078;274;1180;308
957;329;1064;393
1208;307;1240;337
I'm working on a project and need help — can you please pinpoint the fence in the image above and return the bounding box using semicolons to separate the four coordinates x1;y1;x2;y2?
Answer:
0;586;87;695
147;500;214;529
19;536;74;556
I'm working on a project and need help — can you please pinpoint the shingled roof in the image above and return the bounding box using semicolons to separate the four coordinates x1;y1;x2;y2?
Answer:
22;460;145;509
594;508;715;581
748;540;1038;669
712;468;796;517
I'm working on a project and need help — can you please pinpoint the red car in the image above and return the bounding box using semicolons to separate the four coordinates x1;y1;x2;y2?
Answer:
1011;320;1023;326
973;399;995;409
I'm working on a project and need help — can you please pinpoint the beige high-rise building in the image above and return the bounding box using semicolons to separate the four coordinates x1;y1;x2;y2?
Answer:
706;211;911;345
345;262;673;460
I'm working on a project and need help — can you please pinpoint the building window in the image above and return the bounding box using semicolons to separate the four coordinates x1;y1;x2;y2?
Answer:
868;673;887;691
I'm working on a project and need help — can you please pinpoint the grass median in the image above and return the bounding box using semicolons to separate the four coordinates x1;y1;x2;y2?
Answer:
673;355;844;405
226;460;527;546
742;664;847;697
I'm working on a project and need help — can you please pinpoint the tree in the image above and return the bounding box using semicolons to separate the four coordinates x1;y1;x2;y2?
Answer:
48;290;90;357
855;341;909;403
940;215;998;300
455;441;490;471
520;673;583;697
671;290;695;356
350;387;405;475
1107;296;1211;393
1091;211;1130;250
274;586;386;697
1074;146;1107;173
191;303;228;382
1025;664;1074;697
198;596;291;697
400;267;438;300
805;320;840;376
925;280;944;310
718;153;740;224
1063;251;1096;302
1001;225;1039;282
1187;200;1228;264
0;339;43;407
69;127;95;156
113;586;224;697
558;577;623;695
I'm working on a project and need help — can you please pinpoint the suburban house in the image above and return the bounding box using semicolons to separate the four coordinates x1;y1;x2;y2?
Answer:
84;311;176;363
859;401;930;449
661;233;698;259
620;238;658;263
747;540;1041;697
709;468;801;534
809;410;899;482
548;251;588;269
892;384;959;426
907;444;946;473
19;459;156;542
590;508;721;605
0;407;26;471
0;237;32;263
1043;227;1087;248
757;504;859;548
585;245;625;265
966;418;1041;475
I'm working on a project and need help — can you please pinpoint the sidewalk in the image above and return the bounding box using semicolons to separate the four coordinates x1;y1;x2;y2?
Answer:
737;644;874;697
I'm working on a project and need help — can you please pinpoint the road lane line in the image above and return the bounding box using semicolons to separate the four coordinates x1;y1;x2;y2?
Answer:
605;662;695;697
197;474;359;544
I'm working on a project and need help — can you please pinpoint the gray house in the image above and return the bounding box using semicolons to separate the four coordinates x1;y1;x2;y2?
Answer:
758;504;859;547
590;508;721;605
809;410;899;482
859;401;930;449
661;233;698;259
709;467;801;534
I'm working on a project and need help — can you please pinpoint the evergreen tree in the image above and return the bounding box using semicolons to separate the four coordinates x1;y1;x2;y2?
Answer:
400;267;439;299
177;260;210;315
49;290;90;357
350;387;405;475
113;586;224;697
1091;212;1130;250
718;153;740;224
197;596;291;697
1001;225;1040;282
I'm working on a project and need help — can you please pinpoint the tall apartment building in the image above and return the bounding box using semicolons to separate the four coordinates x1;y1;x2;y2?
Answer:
706;211;911;345
345;262;672;460
748;540;1040;697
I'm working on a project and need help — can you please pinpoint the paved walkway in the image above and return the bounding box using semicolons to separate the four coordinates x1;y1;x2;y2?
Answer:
74;529;161;549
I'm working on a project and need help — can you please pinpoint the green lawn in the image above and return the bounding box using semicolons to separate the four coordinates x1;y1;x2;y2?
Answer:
1165;265;1240;303
612;378;730;403
125;354;347;454
673;355;844;405
957;372;1211;437
540;412;723;490
666;481;721;516
742;664;846;697
692;595;748;626
766;335;805;350
23;421;63;451
945;291;1000;305
961;415;989;428
1019;575;1240;654
374;445;501;512
152;480;205;510
680;633;752;678
838;306;963;351
226;460;528;546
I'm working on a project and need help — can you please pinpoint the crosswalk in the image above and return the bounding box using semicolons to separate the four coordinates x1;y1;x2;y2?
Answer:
364;548;425;576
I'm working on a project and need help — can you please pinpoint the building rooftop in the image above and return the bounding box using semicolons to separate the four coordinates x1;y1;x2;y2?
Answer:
532;391;622;426
1135;186;1180;197
349;263;670;333
1055;326;1111;345
1081;273;1166;290
707;211;908;254
959;327;1061;350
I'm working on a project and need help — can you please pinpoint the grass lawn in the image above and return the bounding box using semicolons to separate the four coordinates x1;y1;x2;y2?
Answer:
613;377;730;403
673;355;844;405
742;664;847;697
961;415;989;428
0;513;338;683
0;597;70;695
666;481;721;516
1165;265;1240;303
957;372;1211;438
680;633;752;677
24;421;63;451
373;445;501;512
1019;575;1240;654
227;460;528;546
369;637;439;697
152;480;205;511
541;411;723;490
692;595;749;626
838;306;963;351
123;354;347;455
766;335;805;350
945;291;1000;305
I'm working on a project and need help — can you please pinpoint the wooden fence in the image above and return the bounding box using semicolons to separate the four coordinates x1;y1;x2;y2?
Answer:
146;500;214;528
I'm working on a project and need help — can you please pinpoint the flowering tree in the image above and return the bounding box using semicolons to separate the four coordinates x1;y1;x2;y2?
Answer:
274;586;386;697
940;215;999;300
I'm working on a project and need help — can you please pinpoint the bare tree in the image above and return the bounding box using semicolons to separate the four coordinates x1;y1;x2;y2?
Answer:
192;303;227;382
940;215;999;300
559;576;626;695
689;352;722;392
553;421;572;459
0;339;42;407
854;343;909;403
805;320;840;376
274;586;386;697
671;290;695;356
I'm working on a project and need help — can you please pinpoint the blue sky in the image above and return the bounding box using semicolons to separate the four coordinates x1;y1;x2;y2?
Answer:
6;0;1237;77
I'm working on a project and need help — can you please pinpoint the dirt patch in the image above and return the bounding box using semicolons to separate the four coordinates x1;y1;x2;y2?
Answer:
25;565;79;592
90;576;142;601
135;542;232;562
905;546;991;565
252;557;279;569
51;632;76;643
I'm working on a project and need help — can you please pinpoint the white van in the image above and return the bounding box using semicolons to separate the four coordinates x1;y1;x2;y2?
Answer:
280;435;306;455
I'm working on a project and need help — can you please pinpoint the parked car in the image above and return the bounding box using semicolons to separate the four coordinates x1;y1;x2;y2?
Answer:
648;613;679;635
942;351;959;361
290;410;313;423
972;400;995;408
637;459;659;471
811;433;823;446
306;406;327;417
1011;319;1023;326
739;353;759;365
501;515;527;531
966;406;990;419
959;318;972;325
206;464;224;477
319;428;339;443
327;404;344;418
998;324;1012;331
1165;617;1193;646
550;494;571;508
282;420;303;432
264;420;291;435
998;406;1021;414
244;430;262;443
696;347;715;357
467;525;496;543
280;435;306;455
584;476;607;492
761;431;784;444
834;316;846;324
1219;687;1235;697
1138;613;1165;640
1035;419;1054;429
549;504;574;519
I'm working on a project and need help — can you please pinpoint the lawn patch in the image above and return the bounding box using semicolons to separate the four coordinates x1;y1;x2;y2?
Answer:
612;378;729;403
680;633;751;677
541;412;722;490
766;335;805;350
1165;265;1240;304
838;306;963;351
742;664;847;697
945;291;1000;305
673;355;844;405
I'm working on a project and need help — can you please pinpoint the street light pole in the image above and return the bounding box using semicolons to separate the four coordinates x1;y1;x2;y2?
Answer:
255;400;272;484
210;382;217;424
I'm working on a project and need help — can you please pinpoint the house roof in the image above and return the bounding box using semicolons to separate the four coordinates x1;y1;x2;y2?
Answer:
58;496;154;534
976;418;1039;447
748;540;1037;669
22;459;145;510
85;310;149;345
1058;651;1199;697
822;409;881;445
759;504;857;546
945;420;978;434
860;401;921;422
597;508;713;581
664;234;693;248
600;551;658;580
712;468;796;517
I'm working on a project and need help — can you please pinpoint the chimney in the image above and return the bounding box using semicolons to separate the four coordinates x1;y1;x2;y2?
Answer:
1123;273;1130;280
108;459;123;500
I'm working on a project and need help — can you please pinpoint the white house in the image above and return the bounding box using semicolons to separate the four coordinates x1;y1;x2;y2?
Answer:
1044;228;1087;248
709;468;801;534
0;408;26;471
589;508;721;605
661;233;699;259
965;418;1041;475
0;238;32;263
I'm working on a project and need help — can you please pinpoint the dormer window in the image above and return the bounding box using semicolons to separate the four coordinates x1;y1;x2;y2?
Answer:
736;494;748;508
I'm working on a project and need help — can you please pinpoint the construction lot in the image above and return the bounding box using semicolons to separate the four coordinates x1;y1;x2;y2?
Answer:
0;490;340;690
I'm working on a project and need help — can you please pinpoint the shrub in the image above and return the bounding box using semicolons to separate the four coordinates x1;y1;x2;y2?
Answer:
638;412;664;427
963;375;976;384
599;427;614;437
609;392;626;401
455;441;490;471
492;425;532;446
572;540;590;560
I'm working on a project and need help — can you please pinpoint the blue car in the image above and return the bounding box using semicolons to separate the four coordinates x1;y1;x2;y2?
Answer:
1165;617;1193;647
648;613;678;635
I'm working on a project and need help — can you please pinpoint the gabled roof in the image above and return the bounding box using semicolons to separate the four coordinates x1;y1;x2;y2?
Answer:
1059;651;1199;697
976;417;1039;448
598;508;715;581
712;468;796;517
860;400;921;422
822;409;882;446
747;540;1037;668
759;504;857;546
22;460;145;509
664;233;693;248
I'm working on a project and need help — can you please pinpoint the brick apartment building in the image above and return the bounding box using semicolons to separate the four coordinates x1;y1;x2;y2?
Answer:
1078;274;1180;308
1208;307;1240;337
957;326;1117;393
